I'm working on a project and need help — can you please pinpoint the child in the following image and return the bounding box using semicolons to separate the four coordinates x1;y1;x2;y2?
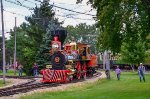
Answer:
33;63;38;76
115;66;121;80
18;64;23;76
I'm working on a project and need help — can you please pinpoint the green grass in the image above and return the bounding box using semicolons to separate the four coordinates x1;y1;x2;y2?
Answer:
21;71;150;99
0;70;23;87
0;70;26;76
0;80;10;87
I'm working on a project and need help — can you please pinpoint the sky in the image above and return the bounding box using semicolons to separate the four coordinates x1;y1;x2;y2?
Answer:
0;0;96;37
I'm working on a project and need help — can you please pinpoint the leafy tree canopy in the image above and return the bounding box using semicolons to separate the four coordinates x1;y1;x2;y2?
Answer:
77;0;150;64
6;0;59;74
65;23;98;53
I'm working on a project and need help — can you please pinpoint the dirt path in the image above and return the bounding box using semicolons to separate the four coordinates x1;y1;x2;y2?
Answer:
2;71;106;99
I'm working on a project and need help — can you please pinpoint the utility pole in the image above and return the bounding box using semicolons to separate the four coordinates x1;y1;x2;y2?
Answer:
0;0;6;84
14;17;17;75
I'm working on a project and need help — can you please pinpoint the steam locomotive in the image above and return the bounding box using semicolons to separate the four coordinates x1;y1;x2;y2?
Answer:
40;29;97;83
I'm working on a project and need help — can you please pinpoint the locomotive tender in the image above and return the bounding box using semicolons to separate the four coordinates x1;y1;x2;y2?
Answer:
40;29;97;83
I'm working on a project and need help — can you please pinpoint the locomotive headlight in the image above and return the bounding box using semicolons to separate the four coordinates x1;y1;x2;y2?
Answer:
52;43;59;49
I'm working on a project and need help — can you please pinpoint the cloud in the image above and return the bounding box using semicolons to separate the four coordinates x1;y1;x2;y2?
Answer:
52;0;96;27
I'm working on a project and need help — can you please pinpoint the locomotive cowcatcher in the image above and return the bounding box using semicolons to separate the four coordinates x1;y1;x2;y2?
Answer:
40;29;97;83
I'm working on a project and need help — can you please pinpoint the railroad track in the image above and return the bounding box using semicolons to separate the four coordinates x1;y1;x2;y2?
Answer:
70;72;102;83
0;75;42;79
0;72;101;97
0;79;59;97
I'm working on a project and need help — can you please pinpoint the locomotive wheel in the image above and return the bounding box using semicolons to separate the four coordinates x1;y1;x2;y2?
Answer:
51;51;66;70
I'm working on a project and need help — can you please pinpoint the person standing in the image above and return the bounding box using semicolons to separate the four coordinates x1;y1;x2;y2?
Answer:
138;63;145;82
115;66;121;80
18;64;23;77
33;62;38;77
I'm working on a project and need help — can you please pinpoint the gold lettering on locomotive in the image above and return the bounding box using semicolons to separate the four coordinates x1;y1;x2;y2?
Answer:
55;57;60;63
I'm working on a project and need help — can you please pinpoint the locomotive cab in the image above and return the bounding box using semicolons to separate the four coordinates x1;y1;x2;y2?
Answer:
77;43;90;60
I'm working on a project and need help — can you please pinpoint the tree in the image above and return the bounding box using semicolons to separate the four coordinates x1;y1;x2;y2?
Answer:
6;25;35;74
35;21;65;69
6;0;57;74
121;40;147;65
24;1;55;47
35;29;52;69
65;23;98;53
76;0;150;66
23;1;61;69
87;0;149;52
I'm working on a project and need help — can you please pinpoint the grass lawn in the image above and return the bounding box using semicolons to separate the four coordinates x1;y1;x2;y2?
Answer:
0;80;9;87
21;71;150;99
0;70;26;76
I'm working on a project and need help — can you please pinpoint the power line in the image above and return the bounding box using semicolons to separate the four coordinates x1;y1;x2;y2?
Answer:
56;14;94;21
5;0;33;10
5;0;34;15
4;0;96;23
51;4;96;16
34;0;96;16
3;4;93;20
50;1;87;11
5;0;95;16
50;1;86;6
3;9;26;16
24;0;91;14
0;32;11;36
26;0;81;7
3;9;94;21
23;0;40;5
5;0;95;20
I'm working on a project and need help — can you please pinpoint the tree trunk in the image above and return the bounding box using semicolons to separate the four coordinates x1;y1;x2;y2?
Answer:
131;64;134;72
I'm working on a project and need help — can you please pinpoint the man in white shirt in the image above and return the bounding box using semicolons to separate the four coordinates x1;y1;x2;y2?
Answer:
138;63;145;82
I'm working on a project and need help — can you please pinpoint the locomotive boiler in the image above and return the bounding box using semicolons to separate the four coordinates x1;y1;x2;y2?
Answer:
40;29;97;83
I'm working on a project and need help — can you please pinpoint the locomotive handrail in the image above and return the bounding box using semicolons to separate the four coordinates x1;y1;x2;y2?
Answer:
67;59;91;62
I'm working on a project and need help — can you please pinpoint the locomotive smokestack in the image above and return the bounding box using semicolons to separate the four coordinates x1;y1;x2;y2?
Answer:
51;29;67;45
